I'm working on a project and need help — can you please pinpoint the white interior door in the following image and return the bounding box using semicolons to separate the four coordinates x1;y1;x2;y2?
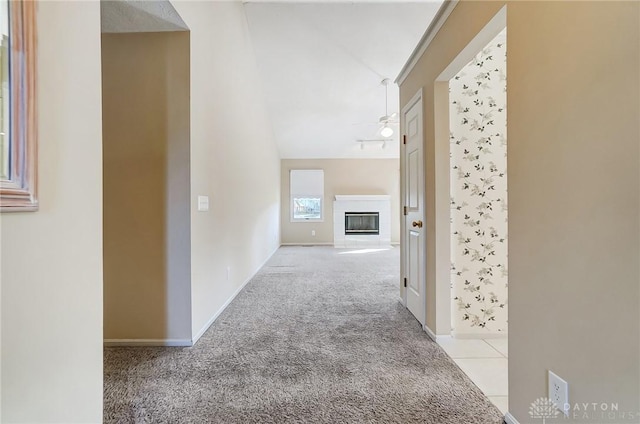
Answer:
402;92;425;325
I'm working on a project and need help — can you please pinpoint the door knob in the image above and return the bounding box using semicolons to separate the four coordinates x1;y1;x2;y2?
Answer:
412;220;423;228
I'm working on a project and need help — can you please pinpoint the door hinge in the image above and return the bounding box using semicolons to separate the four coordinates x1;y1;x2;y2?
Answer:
403;277;407;288
403;135;407;145
403;206;408;216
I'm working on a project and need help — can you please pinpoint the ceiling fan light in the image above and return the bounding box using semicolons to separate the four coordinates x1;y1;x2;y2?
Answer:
380;125;394;138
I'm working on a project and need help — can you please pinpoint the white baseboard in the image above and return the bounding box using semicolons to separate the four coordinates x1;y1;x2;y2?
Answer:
191;246;279;346
434;334;452;342
423;324;438;342
281;242;398;247
504;412;519;424
280;242;334;246
423;325;455;343
104;339;192;347
452;332;508;339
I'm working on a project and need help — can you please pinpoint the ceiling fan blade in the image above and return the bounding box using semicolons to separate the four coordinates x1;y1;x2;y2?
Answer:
378;116;399;125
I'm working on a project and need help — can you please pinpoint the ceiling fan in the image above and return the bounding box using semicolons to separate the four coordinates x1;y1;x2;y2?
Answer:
354;78;399;143
376;78;399;137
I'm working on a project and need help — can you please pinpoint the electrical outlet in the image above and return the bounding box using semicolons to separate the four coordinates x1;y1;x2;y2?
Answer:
226;266;231;282
548;370;569;416
311;230;316;236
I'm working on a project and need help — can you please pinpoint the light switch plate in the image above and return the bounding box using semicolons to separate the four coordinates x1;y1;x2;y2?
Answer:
197;195;209;212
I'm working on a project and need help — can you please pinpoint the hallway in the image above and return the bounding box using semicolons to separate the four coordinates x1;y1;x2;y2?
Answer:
104;246;503;423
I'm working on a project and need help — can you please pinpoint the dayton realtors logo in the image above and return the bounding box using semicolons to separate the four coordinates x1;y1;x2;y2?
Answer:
530;398;639;422
529;397;560;423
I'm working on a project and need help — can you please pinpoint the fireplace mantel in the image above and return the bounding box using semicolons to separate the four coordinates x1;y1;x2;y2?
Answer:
334;195;391;202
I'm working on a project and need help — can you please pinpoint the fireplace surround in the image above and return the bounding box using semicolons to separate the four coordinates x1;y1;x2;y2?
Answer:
333;195;391;248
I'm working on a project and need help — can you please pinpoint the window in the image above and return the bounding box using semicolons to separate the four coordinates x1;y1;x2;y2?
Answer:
0;0;37;211
0;2;8;181
290;169;324;222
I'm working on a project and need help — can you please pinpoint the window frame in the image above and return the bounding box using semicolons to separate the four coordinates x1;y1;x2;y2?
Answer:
0;0;37;212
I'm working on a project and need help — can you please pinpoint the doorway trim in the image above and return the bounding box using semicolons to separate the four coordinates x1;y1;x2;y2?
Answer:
433;5;507;337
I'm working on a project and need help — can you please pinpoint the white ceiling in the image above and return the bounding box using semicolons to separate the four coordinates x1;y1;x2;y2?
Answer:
101;0;188;33
243;2;443;159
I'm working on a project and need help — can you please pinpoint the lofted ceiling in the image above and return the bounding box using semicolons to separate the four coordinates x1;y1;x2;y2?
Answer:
100;0;442;159
243;1;443;159
101;0;188;33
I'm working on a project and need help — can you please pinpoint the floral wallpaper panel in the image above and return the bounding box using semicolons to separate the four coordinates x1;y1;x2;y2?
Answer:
450;29;508;335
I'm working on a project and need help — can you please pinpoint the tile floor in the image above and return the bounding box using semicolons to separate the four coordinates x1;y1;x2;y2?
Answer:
436;337;509;414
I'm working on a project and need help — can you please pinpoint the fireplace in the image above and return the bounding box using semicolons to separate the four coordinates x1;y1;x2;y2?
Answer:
333;195;391;248
344;212;379;235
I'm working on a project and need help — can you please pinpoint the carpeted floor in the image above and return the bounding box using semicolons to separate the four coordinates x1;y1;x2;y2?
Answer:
104;246;504;423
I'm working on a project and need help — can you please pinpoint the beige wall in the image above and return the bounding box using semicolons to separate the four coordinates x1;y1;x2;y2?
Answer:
1;2;104;422
281;159;400;245
102;32;191;342
171;2;281;340
400;0;639;421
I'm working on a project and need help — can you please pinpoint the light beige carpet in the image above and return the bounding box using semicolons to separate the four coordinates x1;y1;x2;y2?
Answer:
104;246;503;423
